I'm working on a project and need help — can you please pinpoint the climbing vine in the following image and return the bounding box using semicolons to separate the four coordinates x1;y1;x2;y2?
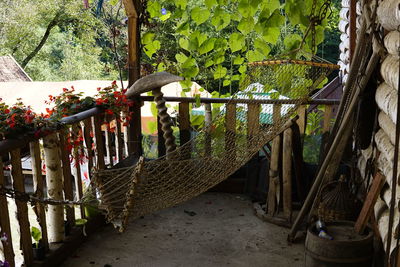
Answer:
141;0;329;92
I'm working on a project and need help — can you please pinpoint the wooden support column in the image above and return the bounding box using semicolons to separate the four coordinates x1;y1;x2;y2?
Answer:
157;114;166;158
225;103;236;161
0;160;15;266
179;102;191;159
83;119;94;177
10;149;34;265
94;115;106;170
204;103;212;157
105;115;114;167
268;105;282;216
283;128;293;221
71;125;85;218
246;103;261;194
58;130;75;225
43;134;65;243
115;114;124;162
29;140;49;251
296;105;307;138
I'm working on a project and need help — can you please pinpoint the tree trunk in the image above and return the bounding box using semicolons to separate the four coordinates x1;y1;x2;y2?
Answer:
43;133;64;243
21;14;59;68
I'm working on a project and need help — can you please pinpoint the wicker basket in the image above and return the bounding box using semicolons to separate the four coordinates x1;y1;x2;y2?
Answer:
317;175;359;222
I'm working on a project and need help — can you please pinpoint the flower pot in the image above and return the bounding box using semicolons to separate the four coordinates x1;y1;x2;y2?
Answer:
32;242;45;261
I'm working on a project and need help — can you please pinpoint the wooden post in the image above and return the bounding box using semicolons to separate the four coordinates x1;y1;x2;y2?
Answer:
0;160;15;266
283;128;293;221
29;141;49;251
204;103;212;157
268;105;282;216
115;114;124;162
71;124;85;218
83;119;94;177
104;116;114;167
94;115;106;170
225;103;236;161
179;102;191;159
10;149;34;265
296;105;307;138
58;130;75;225
157;114;166;158
268;135;281;216
247;103;261;148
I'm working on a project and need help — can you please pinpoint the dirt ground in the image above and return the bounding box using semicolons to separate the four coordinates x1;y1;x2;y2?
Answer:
61;193;304;267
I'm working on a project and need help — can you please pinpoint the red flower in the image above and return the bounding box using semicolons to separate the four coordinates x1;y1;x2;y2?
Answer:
105;109;113;115
63;88;68;92
111;80;117;86
4;109;10;114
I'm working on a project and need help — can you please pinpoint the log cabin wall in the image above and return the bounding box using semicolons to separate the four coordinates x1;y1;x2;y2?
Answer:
357;0;400;258
338;0;352;84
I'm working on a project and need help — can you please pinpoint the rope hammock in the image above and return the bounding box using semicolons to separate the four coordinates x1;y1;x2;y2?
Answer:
92;55;339;232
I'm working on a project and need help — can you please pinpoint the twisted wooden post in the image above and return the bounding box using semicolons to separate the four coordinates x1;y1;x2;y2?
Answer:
126;72;183;158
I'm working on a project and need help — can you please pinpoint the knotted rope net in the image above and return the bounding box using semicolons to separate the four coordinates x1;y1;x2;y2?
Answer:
92;56;339;231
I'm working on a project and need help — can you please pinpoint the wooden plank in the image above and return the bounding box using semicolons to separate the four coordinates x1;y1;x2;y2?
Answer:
323;105;333;134
296;105;307;137
10;149;34;265
0;160;15;266
82;119;94;178
247;103;261;149
115;114;124;162
71;124;85;218
93;115;106;170
354;172;385;234
129;103;142;156
268;135;281;216
58;130;75;225
283;128;293;221
225;103;236;161
179;102;191;159
29;140;50;251
104;116;114;167
157;114;166;158
204;103;212;157
291;123;305;201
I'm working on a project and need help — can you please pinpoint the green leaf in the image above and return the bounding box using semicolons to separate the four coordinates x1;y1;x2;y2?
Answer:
254;38;271;56
176;0;188;9
262;27;280;44
238;0;259;18
191;31;208;47
223;79;231;86
176;53;188;63
211;8;231;31
147;1;161;18
150;102;157;117
233;56;245;65
199;38;216;55
205;0;217;8
142;32;155;45
246;50;264;62
144;40;161;58
283;34;302;51
176;21;190;35
75;219;88;226
214;65;227;79
237;17;254;35
213;53;225;65
31;226;42;243
205;59;215;67
191;7;210;25
239;65;247;74
179;38;189;51
228;33;246;52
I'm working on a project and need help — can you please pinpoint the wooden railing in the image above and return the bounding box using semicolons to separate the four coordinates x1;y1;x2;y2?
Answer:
0;96;339;266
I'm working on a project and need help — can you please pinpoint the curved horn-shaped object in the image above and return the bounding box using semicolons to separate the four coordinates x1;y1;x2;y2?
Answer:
125;72;183;158
126;72;183;97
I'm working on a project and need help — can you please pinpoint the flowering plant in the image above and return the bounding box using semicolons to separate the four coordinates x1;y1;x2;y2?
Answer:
0;99;55;139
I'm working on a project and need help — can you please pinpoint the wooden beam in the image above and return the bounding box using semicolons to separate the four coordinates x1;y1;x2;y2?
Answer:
122;0;138;18
10;149;34;265
204;103;212;157
354;172;385;234
225;103;236;161
179;102;191;159
283;128;293;221
93;115;106;170
29;140;50;251
0;160;15;266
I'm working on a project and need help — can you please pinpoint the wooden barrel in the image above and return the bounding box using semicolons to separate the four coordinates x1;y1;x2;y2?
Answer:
305;221;373;267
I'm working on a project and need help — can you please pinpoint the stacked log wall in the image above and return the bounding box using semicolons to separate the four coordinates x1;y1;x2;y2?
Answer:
357;0;400;257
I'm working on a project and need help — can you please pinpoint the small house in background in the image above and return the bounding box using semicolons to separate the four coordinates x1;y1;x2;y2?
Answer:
0;55;32;82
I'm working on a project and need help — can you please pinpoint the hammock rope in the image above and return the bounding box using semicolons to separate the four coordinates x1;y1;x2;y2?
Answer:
92;56;339;231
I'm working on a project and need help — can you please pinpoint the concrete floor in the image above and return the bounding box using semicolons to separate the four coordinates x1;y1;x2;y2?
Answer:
61;193;305;267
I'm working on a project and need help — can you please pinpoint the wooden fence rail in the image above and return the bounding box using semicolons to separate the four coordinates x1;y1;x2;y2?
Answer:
0;96;338;266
